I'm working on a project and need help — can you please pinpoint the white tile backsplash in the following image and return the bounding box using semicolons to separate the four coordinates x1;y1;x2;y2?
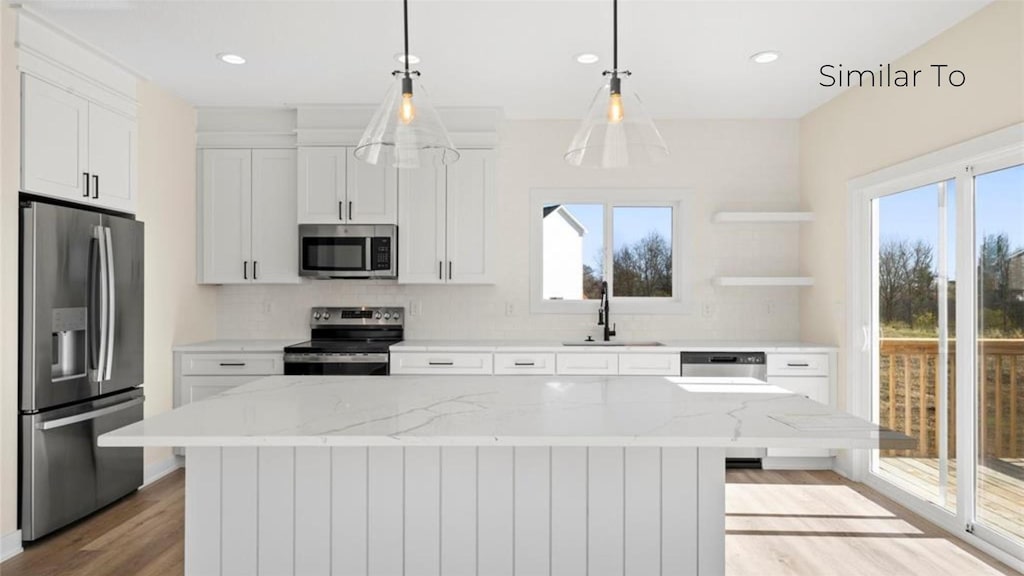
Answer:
216;119;803;343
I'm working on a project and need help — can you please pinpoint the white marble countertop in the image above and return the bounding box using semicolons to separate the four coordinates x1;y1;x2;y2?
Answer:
173;339;302;353
101;375;905;449
391;340;837;353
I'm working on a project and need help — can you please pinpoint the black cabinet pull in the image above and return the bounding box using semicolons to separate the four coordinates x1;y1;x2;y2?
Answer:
253;261;259;280
787;363;810;367
92;174;99;199
428;361;454;366
219;362;246;367
243;261;248;280
348;201;353;220
438;261;442;280
339;201;344;221
448;261;452;280
83;173;90;197
514;361;535;367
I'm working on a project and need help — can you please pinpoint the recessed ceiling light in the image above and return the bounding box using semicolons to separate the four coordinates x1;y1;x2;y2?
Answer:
575;53;600;64
217;53;246;65
750;51;780;64
394;53;421;65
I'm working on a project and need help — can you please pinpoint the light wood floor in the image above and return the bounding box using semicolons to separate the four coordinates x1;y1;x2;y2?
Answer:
2;468;1017;576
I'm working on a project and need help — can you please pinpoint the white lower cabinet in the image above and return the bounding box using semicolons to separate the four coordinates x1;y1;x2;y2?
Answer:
765;375;833;459
556;353;619;375
618;353;681;376
390;352;494;375
493;353;556;375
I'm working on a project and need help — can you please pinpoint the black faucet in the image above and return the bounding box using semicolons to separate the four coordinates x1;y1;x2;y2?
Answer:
597;281;616;342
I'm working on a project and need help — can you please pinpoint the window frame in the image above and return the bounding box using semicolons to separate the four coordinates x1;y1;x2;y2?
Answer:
530;187;690;315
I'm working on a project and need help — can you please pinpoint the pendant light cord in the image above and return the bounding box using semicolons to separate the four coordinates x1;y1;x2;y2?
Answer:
403;0;410;76
612;0;617;72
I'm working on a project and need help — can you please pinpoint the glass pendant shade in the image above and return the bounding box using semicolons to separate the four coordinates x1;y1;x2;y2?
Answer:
565;79;669;169
355;73;459;169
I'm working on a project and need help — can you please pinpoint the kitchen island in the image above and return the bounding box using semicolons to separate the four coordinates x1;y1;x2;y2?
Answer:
101;375;911;576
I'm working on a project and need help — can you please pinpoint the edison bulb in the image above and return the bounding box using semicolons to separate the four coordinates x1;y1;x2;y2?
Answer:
607;92;624;123
399;93;416;125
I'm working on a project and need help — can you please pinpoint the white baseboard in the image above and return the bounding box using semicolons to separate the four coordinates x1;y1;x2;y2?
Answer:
1;530;23;562
142;455;184;487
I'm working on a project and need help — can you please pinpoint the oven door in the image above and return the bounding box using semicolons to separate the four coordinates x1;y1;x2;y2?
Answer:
299;235;370;278
284;353;390;376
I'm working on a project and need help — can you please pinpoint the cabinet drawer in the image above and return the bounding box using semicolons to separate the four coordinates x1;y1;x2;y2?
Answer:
390;352;494;375
556;353;619;375
493;353;555;375
178;375;262;408
766;375;832;458
618;353;681;376
767;353;829;377
180;353;284;376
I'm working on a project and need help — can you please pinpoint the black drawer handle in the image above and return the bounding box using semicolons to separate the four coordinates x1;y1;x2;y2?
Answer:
93;174;99;199
787;363;810;367
219;362;246;367
428;361;454;366
83;172;90;197
514;361;536;367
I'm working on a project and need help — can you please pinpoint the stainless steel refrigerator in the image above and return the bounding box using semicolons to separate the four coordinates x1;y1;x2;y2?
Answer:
19;198;145;541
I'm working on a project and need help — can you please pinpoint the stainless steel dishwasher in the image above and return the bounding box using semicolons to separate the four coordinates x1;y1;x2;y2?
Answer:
680;352;768;468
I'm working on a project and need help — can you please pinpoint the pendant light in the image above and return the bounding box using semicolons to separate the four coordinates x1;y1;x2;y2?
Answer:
355;0;459;169
565;0;668;169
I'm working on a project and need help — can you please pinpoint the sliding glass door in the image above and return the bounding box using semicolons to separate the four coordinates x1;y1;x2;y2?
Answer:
853;129;1023;561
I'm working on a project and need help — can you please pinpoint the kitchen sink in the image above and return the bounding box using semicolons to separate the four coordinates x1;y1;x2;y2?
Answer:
562;341;664;347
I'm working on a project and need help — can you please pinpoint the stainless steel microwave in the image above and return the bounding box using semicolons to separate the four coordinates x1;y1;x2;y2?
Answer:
298;224;397;279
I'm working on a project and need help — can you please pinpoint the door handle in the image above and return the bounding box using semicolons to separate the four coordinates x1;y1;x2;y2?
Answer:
438;261;442;280
38;396;144;430
339;201;344;221
787;363;810;367
218;362;246;367
83;173;90;197
94;226;109;381
348;201;353;220
448;261;452;280
93;174;100;199
514;361;536;367
428;361;455;366
253;260;259;280
244;261;248;280
103;226;115;381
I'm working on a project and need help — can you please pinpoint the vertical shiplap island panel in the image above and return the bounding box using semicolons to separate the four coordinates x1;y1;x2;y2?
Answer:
221;447;258;576
185;445;721;575
440;447;477;576
550;447;587;576
331;447;368;576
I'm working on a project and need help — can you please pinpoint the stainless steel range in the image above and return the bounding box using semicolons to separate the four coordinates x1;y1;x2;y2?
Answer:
284;307;404;376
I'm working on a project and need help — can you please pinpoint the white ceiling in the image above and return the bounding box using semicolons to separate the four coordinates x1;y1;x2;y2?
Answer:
23;0;990;119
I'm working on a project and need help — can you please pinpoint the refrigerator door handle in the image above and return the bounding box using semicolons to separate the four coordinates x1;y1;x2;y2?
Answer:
94;226;109;382
36;396;145;431
103;226;115;381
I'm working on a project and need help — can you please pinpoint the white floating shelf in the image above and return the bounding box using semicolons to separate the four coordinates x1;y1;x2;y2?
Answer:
712;211;814;223
713;276;815;287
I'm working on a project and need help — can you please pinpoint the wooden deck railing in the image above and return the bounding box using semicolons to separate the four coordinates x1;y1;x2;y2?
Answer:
879;338;1024;458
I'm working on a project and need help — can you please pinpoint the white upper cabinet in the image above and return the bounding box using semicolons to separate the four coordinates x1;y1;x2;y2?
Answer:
446;150;496;284
398;149;496;285
200;149;252;284
21;75;137;213
199;148;299;285
22;75;89;201
251;149;298;283
398;162;447;284
87;102;137;214
296;147;397;224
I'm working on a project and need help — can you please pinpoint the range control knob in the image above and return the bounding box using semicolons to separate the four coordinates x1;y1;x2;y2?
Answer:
374;311;383;320
383;312;391;320
313;312;322;320
322;312;331;320
392;312;401;321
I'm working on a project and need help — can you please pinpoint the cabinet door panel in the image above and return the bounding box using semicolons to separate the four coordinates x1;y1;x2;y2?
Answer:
398;162;446;284
297;147;346;224
347;147;397;224
200;149;252;284
22;75;89;201
445;149;495;284
87;103;136;213
251;149;299;284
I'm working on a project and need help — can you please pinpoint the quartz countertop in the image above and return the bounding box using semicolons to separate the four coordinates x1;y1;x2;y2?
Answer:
173;339;302;353
390;340;837;353
100;375;906;449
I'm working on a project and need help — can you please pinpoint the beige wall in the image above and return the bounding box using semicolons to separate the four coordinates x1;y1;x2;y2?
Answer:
0;10;217;534
135;81;218;470
799;0;1024;408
